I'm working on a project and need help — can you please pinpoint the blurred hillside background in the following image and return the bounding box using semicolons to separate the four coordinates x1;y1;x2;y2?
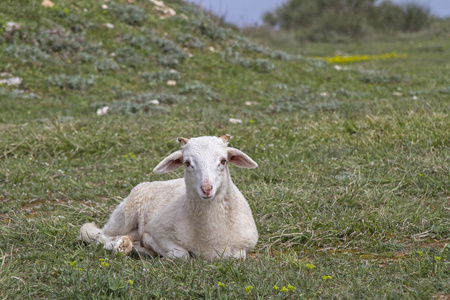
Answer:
189;0;450;44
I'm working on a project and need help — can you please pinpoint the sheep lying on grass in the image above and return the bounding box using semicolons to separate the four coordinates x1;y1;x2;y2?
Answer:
79;135;258;260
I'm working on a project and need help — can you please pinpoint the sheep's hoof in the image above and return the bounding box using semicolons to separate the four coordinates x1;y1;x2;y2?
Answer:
132;241;158;257
113;235;133;255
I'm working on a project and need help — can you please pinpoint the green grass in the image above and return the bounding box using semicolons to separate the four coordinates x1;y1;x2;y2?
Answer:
0;0;449;298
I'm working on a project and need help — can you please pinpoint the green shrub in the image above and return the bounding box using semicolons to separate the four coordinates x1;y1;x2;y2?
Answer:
48;74;96;90
193;20;230;41
179;82;219;101
4;45;50;63
121;34;149;49
50;9;92;33
151;37;186;67
140;70;181;82
402;2;431;32
94;59;119;72
109;100;170;115
93;90;188;115
152;37;186;58
264;0;433;41
156;54;181;68
369;1;405;32
369;1;431;33
359;71;408;84
229;57;275;73
35;27;87;54
109;3;147;26
177;33;204;49
0;88;40;100
267;94;306;113
114;47;144;68
113;90;187;104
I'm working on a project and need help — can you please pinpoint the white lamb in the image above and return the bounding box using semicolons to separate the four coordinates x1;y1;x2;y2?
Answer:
79;135;258;260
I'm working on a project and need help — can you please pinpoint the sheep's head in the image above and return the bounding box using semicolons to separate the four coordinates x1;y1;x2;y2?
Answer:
153;135;258;200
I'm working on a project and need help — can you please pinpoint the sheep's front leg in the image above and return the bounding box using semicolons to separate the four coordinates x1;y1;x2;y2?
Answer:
102;235;134;255
141;233;189;259
234;249;247;259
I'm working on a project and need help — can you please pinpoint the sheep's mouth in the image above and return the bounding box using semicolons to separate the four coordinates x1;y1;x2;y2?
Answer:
200;194;214;200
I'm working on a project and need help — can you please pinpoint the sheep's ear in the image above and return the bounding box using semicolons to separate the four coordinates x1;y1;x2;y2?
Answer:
219;134;232;144
178;137;189;145
153;150;183;174
227;147;258;169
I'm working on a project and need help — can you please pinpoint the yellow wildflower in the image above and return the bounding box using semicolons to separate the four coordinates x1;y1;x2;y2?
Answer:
69;261;77;267
101;261;110;267
317;52;407;64
322;275;332;281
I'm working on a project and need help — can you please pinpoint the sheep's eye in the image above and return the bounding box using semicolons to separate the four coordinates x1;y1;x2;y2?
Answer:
220;159;227;165
184;161;191;167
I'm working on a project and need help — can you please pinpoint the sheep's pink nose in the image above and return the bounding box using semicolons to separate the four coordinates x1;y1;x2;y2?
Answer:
201;184;213;196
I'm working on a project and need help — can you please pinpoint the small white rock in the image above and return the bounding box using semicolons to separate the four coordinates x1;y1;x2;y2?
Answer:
166;8;176;16
96;106;109;116
5;22;20;32
150;0;164;7
149;100;160;105
0;77;22;86
229;118;242;124
167;80;177;86
105;23;114;29
41;0;54;7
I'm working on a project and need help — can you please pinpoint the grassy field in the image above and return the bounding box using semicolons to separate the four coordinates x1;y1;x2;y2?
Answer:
0;0;449;298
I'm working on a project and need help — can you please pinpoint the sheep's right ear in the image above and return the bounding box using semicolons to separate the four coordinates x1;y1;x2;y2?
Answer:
153;150;183;174
227;148;258;169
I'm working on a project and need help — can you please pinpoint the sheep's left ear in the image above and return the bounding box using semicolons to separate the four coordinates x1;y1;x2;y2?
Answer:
153;150;183;174
227;147;258;169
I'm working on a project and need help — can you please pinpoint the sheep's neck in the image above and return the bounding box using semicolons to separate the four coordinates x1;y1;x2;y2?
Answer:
186;176;233;226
